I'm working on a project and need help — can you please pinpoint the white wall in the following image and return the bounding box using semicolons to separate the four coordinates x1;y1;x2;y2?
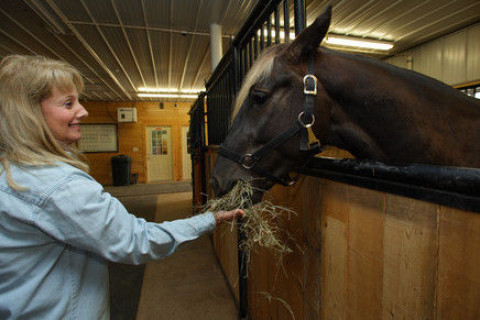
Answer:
384;23;480;86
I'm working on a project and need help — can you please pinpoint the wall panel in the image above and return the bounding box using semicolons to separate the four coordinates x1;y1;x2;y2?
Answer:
82;101;191;185
386;23;480;86
467;24;480;81
442;32;467;85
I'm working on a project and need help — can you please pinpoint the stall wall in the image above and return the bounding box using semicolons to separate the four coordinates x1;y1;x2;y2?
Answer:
207;152;480;319
385;22;480;86
81;101;191;185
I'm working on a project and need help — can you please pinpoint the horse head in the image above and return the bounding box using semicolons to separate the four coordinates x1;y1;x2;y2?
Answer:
211;7;333;202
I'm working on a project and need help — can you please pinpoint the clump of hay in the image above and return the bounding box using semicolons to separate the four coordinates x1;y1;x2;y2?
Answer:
204;180;296;257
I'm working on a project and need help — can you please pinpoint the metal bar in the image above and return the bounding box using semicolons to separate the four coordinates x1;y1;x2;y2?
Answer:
253;33;259;59
297;157;480;213
260;24;265;51
232;0;283;48
294;0;306;34
284;0;290;43
248;40;253;70
274;6;280;44
267;16;272;46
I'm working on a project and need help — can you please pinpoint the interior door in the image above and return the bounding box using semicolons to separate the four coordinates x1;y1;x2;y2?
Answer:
182;126;192;181
146;126;173;181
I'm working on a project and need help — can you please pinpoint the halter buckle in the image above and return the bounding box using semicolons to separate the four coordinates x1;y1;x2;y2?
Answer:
303;75;317;96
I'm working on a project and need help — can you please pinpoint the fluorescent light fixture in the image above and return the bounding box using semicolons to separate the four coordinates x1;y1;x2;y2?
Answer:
325;34;393;51
137;93;198;99
256;29;393;51
137;87;178;93
137;87;202;94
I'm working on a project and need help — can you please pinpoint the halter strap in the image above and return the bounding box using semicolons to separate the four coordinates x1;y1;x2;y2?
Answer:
299;56;321;153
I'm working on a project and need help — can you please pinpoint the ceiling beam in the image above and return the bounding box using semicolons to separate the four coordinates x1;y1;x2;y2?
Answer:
79;0;137;92
22;1;125;99
168;0;173;88
111;0;146;88
44;0;132;100
179;0;203;90
68;21;234;39
141;0;158;88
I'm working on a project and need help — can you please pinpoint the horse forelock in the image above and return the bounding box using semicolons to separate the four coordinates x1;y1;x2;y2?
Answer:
231;47;279;122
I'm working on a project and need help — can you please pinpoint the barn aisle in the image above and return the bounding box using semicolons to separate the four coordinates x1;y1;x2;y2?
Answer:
106;183;238;320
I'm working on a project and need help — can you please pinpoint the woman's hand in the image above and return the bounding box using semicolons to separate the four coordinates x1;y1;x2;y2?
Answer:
213;209;245;225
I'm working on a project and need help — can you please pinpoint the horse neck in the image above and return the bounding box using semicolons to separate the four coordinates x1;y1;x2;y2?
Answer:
314;49;480;166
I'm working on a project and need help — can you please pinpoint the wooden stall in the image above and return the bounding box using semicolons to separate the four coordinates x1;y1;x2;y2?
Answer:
205;151;480;319
187;1;480;318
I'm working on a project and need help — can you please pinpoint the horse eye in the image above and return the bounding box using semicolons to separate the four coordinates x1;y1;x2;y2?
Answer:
250;88;270;105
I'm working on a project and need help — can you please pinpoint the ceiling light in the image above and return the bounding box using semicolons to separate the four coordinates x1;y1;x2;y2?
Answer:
137;87;177;93
325;34;393;51
137;93;198;99
137;87;202;94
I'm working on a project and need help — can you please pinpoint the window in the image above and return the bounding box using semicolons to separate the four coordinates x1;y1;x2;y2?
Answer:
458;84;480;99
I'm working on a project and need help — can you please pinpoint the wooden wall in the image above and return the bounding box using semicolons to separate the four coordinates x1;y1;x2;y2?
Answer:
81;100;191;185
207;152;480;319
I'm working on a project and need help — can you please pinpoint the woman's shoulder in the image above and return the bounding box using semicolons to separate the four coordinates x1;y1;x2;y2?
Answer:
1;162;96;204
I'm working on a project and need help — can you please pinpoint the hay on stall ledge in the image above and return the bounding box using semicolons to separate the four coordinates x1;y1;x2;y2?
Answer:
204;180;297;257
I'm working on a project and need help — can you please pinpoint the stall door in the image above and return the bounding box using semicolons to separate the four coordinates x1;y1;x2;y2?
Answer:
182;126;192;181
146;126;173;181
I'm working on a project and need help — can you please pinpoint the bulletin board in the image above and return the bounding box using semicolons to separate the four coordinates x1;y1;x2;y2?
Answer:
78;124;118;153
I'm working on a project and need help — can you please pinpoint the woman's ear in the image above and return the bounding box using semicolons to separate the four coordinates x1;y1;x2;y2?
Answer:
285;5;332;64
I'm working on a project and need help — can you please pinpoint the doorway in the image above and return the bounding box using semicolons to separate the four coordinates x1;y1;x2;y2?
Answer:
145;126;173;181
182;126;192;181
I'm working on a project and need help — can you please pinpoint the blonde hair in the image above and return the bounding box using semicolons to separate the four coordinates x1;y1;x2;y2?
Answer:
0;55;89;188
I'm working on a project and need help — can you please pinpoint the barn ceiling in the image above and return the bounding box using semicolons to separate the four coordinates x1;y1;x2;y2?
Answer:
0;0;479;102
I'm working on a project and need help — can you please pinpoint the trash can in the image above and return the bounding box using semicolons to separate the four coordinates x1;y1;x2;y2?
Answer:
111;154;131;186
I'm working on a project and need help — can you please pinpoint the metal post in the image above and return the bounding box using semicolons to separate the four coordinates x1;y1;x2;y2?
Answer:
274;7;280;44
284;0;290;43
294;0;306;34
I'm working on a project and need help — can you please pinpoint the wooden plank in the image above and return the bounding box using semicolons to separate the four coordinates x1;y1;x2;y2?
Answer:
347;185;385;319
320;180;349;320
302;176;323;319
437;206;480;319
383;195;437;319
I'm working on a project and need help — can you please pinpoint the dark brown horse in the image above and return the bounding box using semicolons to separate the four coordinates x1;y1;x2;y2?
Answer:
211;6;480;200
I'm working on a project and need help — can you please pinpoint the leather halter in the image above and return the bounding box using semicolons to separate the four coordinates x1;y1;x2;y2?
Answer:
218;55;322;186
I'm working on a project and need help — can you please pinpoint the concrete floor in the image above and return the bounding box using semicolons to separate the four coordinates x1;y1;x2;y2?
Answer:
106;182;238;320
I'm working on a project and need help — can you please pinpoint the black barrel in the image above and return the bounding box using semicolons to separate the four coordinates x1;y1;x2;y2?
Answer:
111;154;131;186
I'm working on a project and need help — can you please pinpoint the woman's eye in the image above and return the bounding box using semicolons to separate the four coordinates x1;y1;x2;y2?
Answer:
64;101;73;109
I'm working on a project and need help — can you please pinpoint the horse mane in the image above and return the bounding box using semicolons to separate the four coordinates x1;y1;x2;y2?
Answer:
231;46;280;122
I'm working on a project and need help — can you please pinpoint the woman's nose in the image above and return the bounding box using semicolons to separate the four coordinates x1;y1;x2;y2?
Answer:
77;103;88;119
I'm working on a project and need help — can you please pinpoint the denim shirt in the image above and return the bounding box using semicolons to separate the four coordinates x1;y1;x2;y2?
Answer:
0;162;216;319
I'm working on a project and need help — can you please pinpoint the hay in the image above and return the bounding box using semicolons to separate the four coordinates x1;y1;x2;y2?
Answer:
204;180;296;257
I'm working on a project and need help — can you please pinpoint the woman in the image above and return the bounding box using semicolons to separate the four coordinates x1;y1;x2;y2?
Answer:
0;55;243;319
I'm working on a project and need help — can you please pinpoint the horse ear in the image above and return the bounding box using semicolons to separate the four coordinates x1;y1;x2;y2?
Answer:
285;5;332;64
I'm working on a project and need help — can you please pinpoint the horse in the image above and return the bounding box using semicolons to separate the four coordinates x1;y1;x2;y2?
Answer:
210;6;480;201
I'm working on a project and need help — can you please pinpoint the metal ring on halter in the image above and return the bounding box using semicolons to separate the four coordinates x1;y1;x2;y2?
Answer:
297;111;315;128
240;153;255;169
